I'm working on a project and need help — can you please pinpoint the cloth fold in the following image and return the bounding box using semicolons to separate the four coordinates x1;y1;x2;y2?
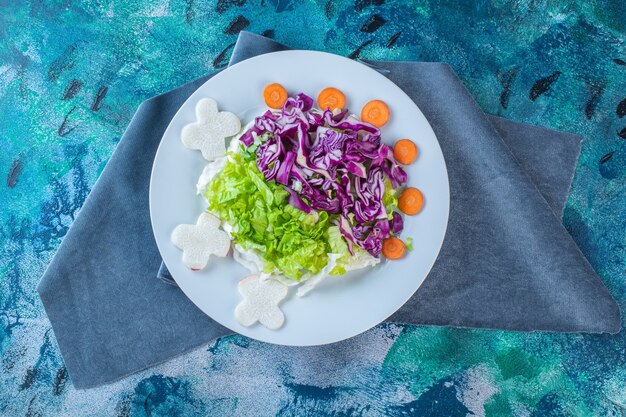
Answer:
38;31;620;389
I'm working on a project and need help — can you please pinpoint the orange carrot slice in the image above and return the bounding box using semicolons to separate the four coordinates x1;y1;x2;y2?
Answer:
264;83;288;109
382;237;406;260
317;87;346;110
398;187;424;215
394;139;418;165
361;100;390;127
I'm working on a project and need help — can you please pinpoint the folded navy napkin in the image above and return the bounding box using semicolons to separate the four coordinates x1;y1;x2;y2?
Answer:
38;32;620;389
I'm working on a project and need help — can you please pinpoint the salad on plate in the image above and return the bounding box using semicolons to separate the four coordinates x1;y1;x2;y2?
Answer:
172;84;424;329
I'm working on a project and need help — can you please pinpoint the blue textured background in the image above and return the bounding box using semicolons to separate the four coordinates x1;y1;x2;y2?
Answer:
1;1;625;415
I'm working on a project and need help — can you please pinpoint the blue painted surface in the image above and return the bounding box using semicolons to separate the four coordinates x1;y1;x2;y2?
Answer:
1;1;625;415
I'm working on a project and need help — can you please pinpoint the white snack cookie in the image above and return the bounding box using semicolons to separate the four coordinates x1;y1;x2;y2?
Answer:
181;98;241;161
171;212;231;270
235;275;288;330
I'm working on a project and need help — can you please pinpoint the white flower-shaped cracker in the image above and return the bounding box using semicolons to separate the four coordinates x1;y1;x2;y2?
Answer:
181;98;241;161
171;212;231;270
235;275;288;330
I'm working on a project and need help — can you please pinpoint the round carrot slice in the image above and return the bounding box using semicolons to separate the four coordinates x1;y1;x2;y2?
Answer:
394;139;418;165
263;83;288;109
398;187;424;215
318;87;346;110
361;100;390;127
382;237;406;260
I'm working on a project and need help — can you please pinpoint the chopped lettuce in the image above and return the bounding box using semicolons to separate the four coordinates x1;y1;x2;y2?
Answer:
328;226;379;276
382;179;398;220
205;151;332;280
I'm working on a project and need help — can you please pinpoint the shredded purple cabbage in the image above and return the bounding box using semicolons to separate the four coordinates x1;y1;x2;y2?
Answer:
391;211;404;235
240;93;407;256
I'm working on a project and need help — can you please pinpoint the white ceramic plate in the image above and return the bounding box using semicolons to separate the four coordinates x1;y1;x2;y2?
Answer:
150;50;449;346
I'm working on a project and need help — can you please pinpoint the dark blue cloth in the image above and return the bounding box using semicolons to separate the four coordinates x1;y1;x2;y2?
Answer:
37;32;620;389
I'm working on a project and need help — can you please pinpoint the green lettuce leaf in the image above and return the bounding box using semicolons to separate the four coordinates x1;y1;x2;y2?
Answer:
327;225;374;276
383;178;399;220
205;152;332;280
